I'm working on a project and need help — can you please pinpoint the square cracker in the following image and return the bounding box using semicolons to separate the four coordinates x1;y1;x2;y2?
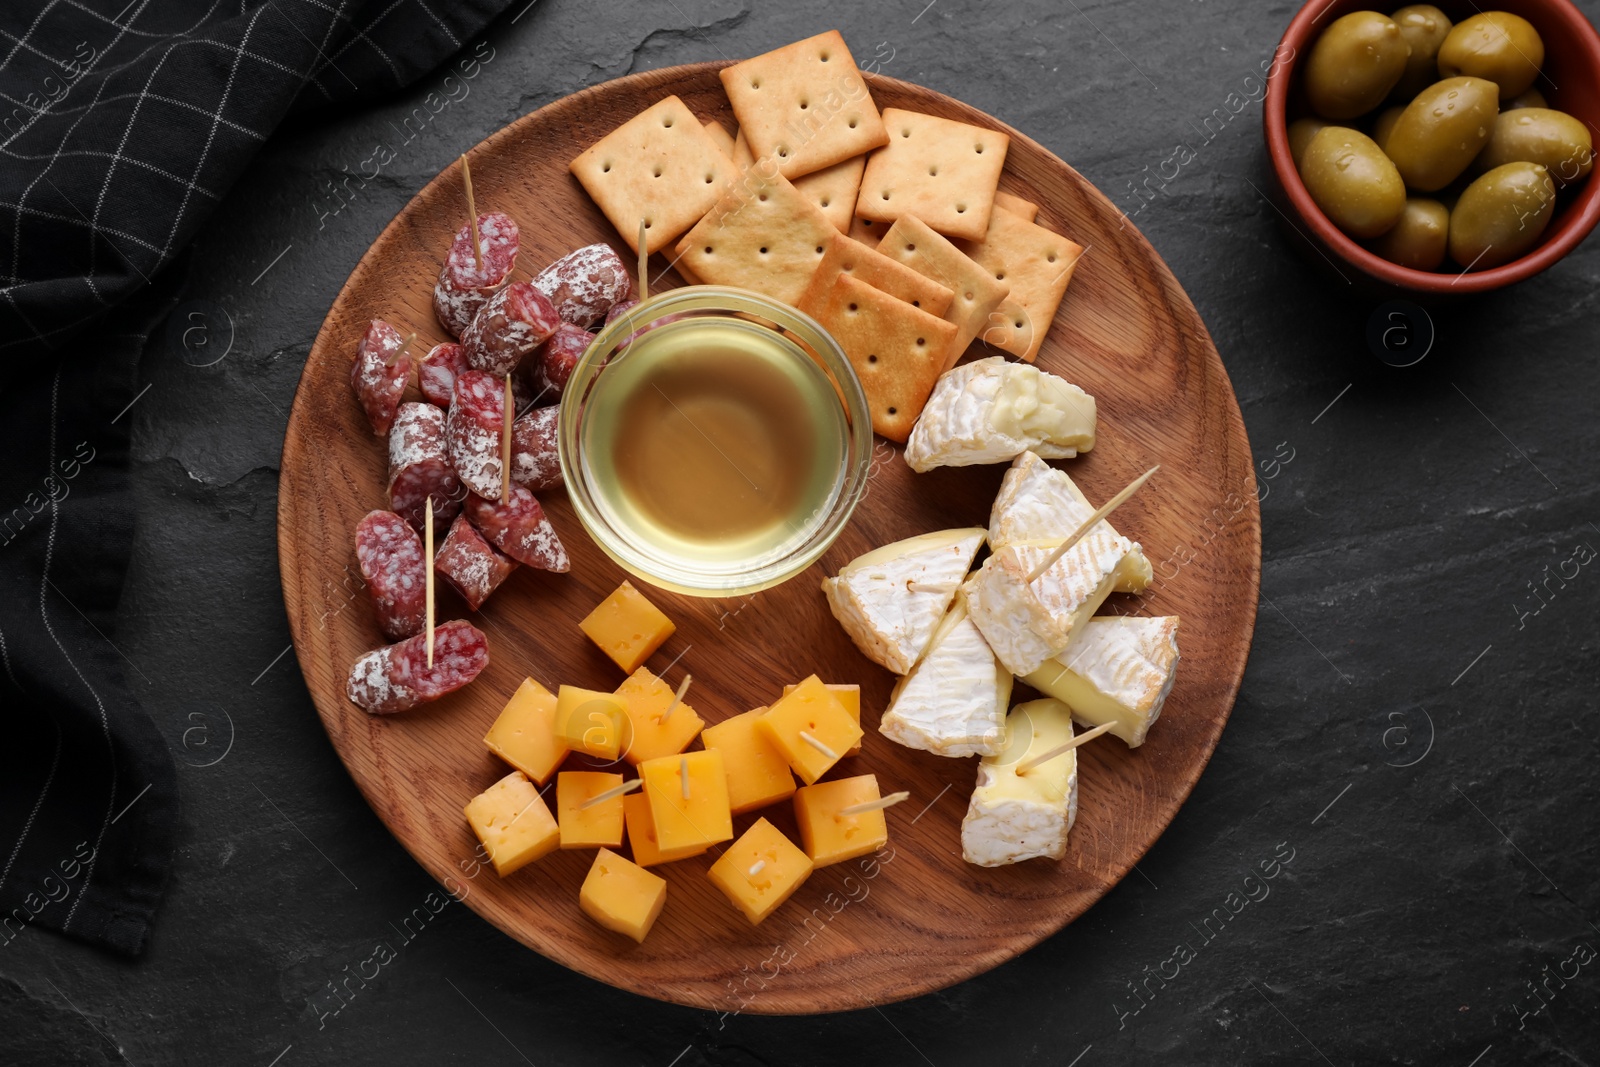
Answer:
957;207;1084;363
571;96;735;255
848;216;887;245
993;190;1038;222
702;120;737;162
798;273;956;442
877;214;1010;372
720;31;888;179
793;154;866;232
796;230;953;318
673;168;835;306
856;108;1010;241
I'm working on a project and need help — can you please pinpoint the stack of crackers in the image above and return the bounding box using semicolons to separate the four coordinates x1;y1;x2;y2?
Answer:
568;30;1086;443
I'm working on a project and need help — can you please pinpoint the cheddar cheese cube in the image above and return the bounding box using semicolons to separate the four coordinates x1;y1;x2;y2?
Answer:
707;818;813;925
579;580;676;673
701;708;797;814
484;678;570;784
463;771;561;876
554;685;630;761
579;848;667;943
639;750;734;853
794;774;889;868
614;667;704;765
623;791;707;867
557;771;627;849
782;681;863;756
758;675;864;785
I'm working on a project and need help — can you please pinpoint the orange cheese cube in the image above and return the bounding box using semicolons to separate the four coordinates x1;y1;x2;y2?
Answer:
782;681;862;756
793;774;889;868
484;678;570;784
623;792;707;867
707;818;813;925
463;771;560;876
639;750;734;854
758;675;863;785
557;771;627;849
701;708;797;814
579;848;668;943
614;667;704;765
554;685;630;761
579;580;676;673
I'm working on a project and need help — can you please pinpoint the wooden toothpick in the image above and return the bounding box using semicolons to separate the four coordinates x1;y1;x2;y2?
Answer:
637;219;648;302
747;860;766;877
383;330;418;369
658;674;692;724
838;791;911;817
424;496;436;668
1014;722;1114;775
579;778;642;810
461;154;482;270
680;756;690;799
500;374;513;505
798;731;838;761
1024;465;1160;583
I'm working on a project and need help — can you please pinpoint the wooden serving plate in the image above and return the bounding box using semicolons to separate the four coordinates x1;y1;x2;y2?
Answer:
279;64;1260;1014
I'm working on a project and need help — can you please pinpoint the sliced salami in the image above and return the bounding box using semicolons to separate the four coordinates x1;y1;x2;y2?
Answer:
532;322;592;397
418;342;467;408
461;281;560;377
354;511;427;640
350;319;411;436
465;487;570;572
446;370;506;500
388;402;464;534
531;243;632;328
433;211;519;337
346;619;489;715
435;513;517;611
511;405;562;491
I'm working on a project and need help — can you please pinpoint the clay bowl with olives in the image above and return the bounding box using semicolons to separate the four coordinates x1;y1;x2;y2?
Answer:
1264;0;1600;294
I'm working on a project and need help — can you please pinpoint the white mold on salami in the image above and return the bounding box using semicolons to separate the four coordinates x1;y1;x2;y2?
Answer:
532;243;632;328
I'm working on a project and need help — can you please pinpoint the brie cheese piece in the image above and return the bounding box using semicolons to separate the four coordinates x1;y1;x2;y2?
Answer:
880;593;1012;757
1021;615;1180;748
821;528;987;675
905;357;1096;473
961;698;1078;867
964;531;1138;676
989;451;1152;593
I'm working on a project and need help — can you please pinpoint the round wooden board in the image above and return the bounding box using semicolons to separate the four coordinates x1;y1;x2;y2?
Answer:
279;63;1261;1015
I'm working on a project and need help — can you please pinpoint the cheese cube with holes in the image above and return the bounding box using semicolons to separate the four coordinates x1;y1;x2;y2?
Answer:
1020;616;1180;748
557;771;628;849
483;678;571;785
639;750;734;853
579;849;668;943
961;698;1078;867
707;818;814;924
757;676;864;784
793;774;889;867
553;686;630;761
701;708;798;814
613;667;703;765
781;682;862;756
623;792;707;867
463;771;561;876
579;580;676;673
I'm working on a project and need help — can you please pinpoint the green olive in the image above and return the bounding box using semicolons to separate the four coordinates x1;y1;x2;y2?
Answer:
1384;77;1500;191
1477;107;1594;185
1299;127;1407;238
1448;162;1555;268
1437;13;1544;99
1505;88;1548;111
1371;106;1405;153
1289;117;1331;166
1391;5;1452;101
1304;12;1410;119
1369;198;1450;269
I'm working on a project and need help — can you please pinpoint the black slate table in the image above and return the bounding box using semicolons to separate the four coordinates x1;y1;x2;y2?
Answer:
5;1;1599;1064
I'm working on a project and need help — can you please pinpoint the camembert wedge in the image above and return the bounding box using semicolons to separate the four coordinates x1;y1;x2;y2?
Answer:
990;451;1152;593
1022;616;1180;748
905;357;1096;473
821;528;986;675
880;591;1012;757
961;698;1078;867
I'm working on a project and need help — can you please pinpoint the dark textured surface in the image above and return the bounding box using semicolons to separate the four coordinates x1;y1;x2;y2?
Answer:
4;1;1599;1064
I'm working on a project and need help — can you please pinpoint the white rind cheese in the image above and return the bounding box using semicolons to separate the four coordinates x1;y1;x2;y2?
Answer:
822;528;987;675
1022;615;1180;748
962;698;1078;867
989;451;1152;593
880;595;1012;757
905;358;1096;473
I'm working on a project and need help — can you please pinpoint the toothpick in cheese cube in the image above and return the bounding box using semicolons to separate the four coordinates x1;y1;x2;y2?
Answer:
557;771;628;849
707;818;814;924
880;592;1011;757
758;676;864;785
579;848;668;943
793;774;890;867
782;682;863;756
463;771;561;876
639;749;734;853
579;580;676;673
613;666;704;764
701;708;797;814
623;792;707;867
554;685;631;761
961;698;1078;867
990;451;1152;593
1022;616;1180;748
